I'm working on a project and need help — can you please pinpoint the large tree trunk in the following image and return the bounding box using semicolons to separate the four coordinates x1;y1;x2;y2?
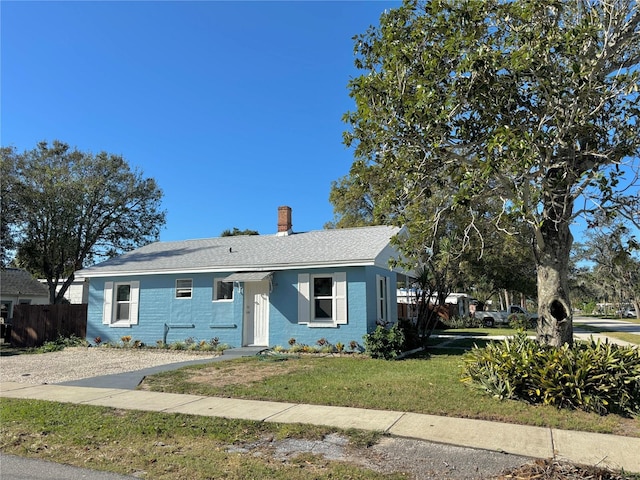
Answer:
535;218;574;347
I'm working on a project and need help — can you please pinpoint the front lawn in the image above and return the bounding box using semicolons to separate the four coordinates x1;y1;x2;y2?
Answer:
0;398;395;480
140;350;640;438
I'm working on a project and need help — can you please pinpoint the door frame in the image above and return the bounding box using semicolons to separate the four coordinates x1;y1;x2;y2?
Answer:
242;280;269;346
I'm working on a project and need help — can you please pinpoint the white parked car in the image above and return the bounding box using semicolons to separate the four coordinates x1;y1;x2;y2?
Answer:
478;305;537;327
623;309;637;318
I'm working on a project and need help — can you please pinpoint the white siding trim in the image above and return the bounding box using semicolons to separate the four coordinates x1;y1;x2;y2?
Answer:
297;273;310;324
376;274;388;323
386;274;392;322
129;281;140;325
334;272;347;325
103;282;113;325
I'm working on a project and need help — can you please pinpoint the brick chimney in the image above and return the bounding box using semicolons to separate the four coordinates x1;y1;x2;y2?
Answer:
277;206;292;236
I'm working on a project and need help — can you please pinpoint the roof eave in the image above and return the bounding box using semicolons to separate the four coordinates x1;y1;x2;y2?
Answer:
75;259;383;279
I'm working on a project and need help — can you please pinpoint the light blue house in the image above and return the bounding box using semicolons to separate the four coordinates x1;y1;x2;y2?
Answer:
77;207;406;348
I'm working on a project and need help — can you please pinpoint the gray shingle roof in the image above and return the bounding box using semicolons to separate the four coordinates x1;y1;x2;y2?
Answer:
1;268;50;297
77;226;402;277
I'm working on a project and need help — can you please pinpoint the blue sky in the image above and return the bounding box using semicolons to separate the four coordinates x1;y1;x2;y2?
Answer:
2;0;400;241
3;1;637;249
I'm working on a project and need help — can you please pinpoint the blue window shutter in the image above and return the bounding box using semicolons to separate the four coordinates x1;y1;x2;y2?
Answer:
129;281;140;325
297;274;310;324
103;282;113;325
334;272;347;325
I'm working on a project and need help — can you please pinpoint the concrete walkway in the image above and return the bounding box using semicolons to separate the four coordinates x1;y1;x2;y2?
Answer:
1;380;639;474
56;346;267;390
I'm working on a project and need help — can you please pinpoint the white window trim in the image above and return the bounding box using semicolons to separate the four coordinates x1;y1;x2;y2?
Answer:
213;278;234;302
297;272;347;328
311;274;334;324
175;278;193;299
376;274;391;324
103;281;139;327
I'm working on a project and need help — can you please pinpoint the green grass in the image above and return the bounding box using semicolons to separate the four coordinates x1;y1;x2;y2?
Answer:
577;325;640;345
432;327;532;336
586;315;640;325
427;337;494;349
0;398;397;480
141;351;639;437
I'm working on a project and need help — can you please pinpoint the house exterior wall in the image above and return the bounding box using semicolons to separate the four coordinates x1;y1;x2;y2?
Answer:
86;266;398;348
38;279;89;304
87;273;244;346
1;294;50;322
268;267;367;347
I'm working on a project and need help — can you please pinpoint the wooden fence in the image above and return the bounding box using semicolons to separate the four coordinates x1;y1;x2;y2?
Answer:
10;304;87;348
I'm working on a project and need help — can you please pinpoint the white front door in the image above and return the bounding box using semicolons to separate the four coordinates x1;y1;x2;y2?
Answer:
243;280;269;346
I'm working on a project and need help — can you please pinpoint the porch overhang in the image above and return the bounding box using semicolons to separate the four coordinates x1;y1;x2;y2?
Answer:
222;272;273;282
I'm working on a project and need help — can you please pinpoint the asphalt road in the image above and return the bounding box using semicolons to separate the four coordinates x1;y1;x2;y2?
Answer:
573;316;640;334
0;454;137;480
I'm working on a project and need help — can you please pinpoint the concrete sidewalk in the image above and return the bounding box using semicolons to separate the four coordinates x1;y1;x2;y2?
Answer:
1;381;638;474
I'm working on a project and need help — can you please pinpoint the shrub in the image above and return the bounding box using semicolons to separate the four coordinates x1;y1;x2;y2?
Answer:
302;344;319;353
363;323;406;360
581;300;597;315
461;332;640;416
441;315;483;329
35;334;88;353
396;318;423;349
169;341;186;351
508;313;534;330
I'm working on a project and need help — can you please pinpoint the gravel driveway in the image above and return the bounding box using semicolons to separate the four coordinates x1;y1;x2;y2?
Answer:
0;347;218;385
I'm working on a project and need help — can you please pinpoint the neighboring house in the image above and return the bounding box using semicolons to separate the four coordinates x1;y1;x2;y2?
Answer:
38;278;89;304
1;268;50;322
397;290;471;321
77;206;408;348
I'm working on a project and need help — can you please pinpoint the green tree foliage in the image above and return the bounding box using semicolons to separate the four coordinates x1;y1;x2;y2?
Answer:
342;0;640;346
461;230;537;306
1;141;166;303
325;170;380;228
220;227;259;237
577;219;640;317
0;147;20;266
